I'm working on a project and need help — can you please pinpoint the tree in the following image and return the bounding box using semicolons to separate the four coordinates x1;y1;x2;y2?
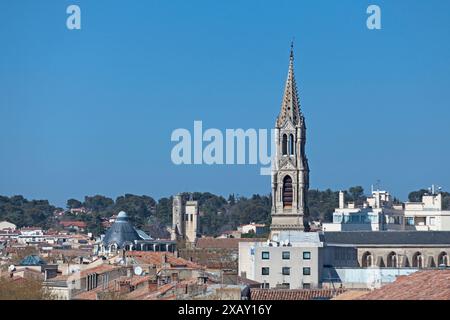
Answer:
86;213;104;236
408;189;429;202
0;277;54;300
155;197;172;226
0;195;56;229
67;199;82;209
228;194;236;206
113;194;156;228
348;186;365;205
442;192;450;210
83;195;114;213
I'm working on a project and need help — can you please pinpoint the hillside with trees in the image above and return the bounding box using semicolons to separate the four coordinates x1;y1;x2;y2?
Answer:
1;186;448;237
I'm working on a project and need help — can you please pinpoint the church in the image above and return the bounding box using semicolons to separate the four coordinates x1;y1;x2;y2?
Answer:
239;44;450;291
95;211;176;255
270;43;310;241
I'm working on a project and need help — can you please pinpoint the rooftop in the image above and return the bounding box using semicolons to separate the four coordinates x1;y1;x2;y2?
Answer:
250;288;347;300
19;255;47;266
322;231;450;246
358;269;450;300
196;237;266;250
125;251;202;269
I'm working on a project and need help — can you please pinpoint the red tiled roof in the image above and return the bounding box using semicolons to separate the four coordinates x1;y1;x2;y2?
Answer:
358;270;450;300
59;221;87;228
125;251;203;269
250;288;347;300
237;276;261;286
79;264;119;278
195;237;266;249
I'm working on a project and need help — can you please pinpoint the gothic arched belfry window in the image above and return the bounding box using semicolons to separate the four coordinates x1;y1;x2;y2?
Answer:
289;134;295;155
283;175;293;208
282;134;288;155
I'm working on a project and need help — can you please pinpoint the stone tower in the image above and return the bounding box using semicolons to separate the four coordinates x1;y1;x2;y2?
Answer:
171;194;184;241
171;194;198;245
270;43;310;240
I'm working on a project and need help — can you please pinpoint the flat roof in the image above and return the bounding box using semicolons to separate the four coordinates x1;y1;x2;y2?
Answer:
322;231;450;246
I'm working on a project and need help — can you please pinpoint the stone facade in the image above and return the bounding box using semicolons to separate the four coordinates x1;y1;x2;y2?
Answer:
356;247;450;268
171;194;199;245
270;44;310;239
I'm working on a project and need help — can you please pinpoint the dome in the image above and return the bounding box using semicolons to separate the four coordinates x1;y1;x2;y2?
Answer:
117;211;127;219
19;255;47;266
102;211;141;249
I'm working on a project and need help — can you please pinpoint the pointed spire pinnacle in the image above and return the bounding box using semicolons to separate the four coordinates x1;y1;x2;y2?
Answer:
277;42;301;127
290;40;294;60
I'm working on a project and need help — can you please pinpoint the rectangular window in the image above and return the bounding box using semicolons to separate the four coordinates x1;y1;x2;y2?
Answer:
262;251;270;260
430;217;436;226
282;283;290;289
303;267;311;276
261;267;269;275
282;267;290;275
303;283;311;289
282;251;290;260
303;251;311;260
406;217;414;226
261;283;269;289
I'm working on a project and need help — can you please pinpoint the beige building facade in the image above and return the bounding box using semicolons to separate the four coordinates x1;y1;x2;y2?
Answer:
171;194;199;245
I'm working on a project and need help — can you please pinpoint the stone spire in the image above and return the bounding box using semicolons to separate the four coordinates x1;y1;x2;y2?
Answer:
276;42;302;127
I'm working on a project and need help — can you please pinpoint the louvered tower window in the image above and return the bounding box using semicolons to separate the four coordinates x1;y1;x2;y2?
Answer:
283;175;293;208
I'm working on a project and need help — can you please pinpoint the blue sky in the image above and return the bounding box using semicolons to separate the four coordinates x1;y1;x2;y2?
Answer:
1;0;449;207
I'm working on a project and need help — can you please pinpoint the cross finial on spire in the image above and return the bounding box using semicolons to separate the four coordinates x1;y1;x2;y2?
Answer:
290;39;294;60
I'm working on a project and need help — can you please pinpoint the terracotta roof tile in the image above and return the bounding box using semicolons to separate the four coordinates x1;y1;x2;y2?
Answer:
196;237;266;249
250;288;347;300
358;270;450;300
125;251;203;269
59;221;87;228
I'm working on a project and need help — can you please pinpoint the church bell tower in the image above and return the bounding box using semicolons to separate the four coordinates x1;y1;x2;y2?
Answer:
270;43;310;240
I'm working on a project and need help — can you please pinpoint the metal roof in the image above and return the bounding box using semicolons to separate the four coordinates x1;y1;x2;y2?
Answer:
102;212;141;248
322;231;450;246
19;255;47;266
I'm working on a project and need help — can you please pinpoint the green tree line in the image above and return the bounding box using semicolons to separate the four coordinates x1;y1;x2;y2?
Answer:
1;187;449;237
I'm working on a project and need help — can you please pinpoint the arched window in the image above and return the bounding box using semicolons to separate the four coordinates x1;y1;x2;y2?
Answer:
289;134;295;155
282;175;293;208
387;252;397;268
412;252;423;268
438;252;449;267
282;134;288;155
362;252;373;268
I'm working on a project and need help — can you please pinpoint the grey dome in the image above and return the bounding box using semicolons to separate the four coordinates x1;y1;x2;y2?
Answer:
20;255;46;266
102;211;141;249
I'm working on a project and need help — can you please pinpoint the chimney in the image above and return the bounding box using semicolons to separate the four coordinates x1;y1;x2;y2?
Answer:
119;280;132;294
148;279;158;292
148;264;157;277
339;191;345;209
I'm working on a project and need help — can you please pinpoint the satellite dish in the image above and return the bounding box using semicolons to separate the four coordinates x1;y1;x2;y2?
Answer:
8;265;15;272
134;266;143;276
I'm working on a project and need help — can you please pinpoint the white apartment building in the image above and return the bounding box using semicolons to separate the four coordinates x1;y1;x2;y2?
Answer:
322;190;404;232
238;231;359;289
239;232;324;289
404;193;450;231
322;188;450;232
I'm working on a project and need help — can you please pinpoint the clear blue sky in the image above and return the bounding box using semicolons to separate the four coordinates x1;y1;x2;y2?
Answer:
1;0;449;207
